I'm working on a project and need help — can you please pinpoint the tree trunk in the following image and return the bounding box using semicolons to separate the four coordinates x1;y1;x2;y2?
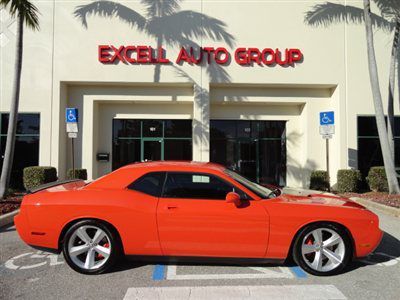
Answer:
363;0;400;194
153;36;162;82
0;16;24;200
387;19;400;161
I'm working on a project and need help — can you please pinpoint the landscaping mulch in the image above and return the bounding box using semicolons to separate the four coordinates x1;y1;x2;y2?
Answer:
341;192;400;209
0;193;24;216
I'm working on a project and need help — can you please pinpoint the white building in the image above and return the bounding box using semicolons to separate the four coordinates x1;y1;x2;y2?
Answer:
1;0;398;189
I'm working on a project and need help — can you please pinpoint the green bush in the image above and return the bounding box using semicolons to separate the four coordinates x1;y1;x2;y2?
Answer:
309;170;330;191
367;166;388;192
67;168;87;180
23;166;57;190
336;169;361;193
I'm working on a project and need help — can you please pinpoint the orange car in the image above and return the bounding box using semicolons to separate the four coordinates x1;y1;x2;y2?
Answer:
15;161;382;276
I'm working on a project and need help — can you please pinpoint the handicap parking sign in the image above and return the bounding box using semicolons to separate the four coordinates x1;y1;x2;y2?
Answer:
66;108;78;123
320;111;334;125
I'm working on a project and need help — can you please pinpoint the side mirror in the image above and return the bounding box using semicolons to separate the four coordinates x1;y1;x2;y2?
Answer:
225;192;242;207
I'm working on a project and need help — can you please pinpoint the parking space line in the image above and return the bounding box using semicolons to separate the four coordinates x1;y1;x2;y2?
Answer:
289;266;308;278
152;264;166;281
165;265;294;280
123;285;347;300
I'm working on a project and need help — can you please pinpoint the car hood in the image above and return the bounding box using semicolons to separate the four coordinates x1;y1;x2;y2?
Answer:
275;193;366;209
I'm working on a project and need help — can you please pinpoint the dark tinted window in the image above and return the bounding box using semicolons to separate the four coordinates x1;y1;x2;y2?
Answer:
113;119;140;138
143;120;163;137
162;172;235;200
210;120;236;139
164;120;192;137
1;113;40;135
128;172;166;197
164;140;192;160
112;139;140;170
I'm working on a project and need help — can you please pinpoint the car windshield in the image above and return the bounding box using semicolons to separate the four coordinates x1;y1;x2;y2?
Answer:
224;169;273;199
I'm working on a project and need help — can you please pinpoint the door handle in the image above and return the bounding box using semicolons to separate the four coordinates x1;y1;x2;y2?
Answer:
166;206;178;210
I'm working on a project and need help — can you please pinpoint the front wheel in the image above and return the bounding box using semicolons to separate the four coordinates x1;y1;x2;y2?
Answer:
293;223;352;276
62;220;120;274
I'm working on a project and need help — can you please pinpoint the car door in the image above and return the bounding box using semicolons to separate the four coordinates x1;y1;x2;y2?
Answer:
157;172;269;258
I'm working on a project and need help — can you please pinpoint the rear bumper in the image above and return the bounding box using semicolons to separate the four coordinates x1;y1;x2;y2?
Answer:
14;210;59;251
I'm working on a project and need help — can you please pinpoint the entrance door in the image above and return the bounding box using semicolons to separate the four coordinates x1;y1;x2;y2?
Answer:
142;139;162;161
237;139;257;182
210;120;286;186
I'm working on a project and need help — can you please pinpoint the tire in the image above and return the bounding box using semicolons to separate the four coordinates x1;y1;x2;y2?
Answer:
62;220;120;275
292;223;352;276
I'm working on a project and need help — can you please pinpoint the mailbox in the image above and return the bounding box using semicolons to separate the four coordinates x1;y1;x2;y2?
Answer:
96;153;110;162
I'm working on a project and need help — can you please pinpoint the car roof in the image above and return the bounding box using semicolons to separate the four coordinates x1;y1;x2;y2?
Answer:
120;161;226;172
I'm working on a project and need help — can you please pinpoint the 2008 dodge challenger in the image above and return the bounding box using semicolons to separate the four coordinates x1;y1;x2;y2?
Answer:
15;161;382;275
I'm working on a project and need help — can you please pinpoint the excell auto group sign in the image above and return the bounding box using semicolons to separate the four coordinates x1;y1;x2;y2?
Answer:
98;45;303;66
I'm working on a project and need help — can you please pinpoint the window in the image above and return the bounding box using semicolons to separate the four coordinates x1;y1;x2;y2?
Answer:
128;172;166;197
357;116;400;181
162;172;238;200
0;113;40;190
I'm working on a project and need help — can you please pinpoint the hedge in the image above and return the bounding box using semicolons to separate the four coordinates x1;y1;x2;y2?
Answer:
309;170;330;191
67;168;87;180
366;166;388;192
23;166;58;190
336;169;361;193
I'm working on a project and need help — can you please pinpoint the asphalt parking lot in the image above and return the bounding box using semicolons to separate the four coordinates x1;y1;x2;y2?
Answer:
1;208;399;300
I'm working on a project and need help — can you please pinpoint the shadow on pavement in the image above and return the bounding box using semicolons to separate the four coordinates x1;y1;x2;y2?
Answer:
109;231;400;276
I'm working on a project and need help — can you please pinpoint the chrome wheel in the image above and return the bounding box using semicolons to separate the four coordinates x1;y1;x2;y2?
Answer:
301;228;345;273
67;225;111;270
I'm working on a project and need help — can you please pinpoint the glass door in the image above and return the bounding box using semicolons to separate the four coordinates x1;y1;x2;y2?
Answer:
142;139;163;162
237;139;258;182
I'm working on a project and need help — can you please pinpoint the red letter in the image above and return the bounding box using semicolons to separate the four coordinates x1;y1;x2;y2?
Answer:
214;47;229;64
176;47;191;64
234;48;248;65
261;48;275;65
275;48;290;65
137;46;149;63
158;47;170;63
190;47;203;64
289;48;303;64
248;48;261;64
123;46;136;63
111;45;125;63
203;47;215;64
98;45;112;63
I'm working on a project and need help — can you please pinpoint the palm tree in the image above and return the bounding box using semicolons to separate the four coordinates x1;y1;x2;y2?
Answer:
305;1;400;193
375;0;400;160
0;0;40;200
74;0;235;82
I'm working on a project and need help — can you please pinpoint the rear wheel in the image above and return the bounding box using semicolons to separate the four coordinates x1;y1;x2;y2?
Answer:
293;223;352;276
62;220;120;274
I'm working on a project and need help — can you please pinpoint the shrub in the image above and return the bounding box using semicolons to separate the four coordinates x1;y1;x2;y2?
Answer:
309;170;330;191
23;166;57;190
367;166;388;192
67;168;87;180
336;169;361;193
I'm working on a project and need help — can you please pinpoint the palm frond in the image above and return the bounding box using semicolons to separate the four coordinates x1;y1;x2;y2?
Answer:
0;0;40;30
374;0;400;19
305;2;393;32
141;0;182;18
148;11;235;48
74;1;146;30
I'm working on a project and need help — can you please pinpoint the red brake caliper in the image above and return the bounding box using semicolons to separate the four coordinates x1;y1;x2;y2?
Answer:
97;243;109;259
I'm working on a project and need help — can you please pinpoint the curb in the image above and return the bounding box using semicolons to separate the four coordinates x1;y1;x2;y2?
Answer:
350;197;400;218
0;209;19;228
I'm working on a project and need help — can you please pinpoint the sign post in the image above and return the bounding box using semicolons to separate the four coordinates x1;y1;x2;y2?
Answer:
319;111;335;192
66;108;78;179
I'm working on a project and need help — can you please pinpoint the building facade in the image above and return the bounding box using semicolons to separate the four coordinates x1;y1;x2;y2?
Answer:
1;0;399;189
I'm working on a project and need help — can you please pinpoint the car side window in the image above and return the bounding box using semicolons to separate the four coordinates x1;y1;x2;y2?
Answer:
162;172;247;200
128;172;166;197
